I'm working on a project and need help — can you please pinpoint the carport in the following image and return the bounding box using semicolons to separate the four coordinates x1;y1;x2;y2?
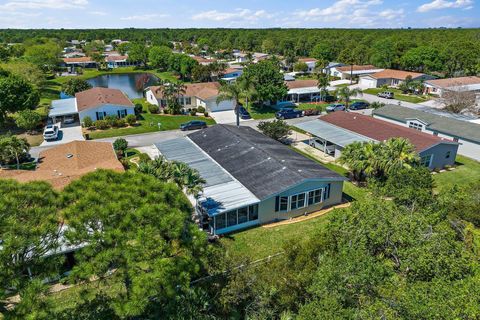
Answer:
295;119;374;158
287;87;321;103
49;98;79;124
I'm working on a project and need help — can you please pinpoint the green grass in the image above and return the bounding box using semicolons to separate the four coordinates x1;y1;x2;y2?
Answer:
363;88;431;104
297;103;327;112
433;155;480;192
248;104;277;120
334;83;350;88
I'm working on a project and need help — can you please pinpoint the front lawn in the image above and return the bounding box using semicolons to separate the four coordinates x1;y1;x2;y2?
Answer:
363;88;431;104
297;102;327;113
248;104;277;120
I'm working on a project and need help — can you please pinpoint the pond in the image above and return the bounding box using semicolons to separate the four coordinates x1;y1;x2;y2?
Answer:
87;73;159;99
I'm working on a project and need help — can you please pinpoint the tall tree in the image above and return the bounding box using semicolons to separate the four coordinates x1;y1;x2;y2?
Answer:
334;86;362;109
0;134;31;169
242;59;287;105
24;41;61;72
61;78;92;96
127;42;149;67
0;74;40;123
148;45;173;70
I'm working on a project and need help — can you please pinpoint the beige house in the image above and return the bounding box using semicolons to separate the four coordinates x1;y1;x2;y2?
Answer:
359;69;434;88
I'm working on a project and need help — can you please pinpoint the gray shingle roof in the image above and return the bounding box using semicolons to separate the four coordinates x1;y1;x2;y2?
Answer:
188;125;345;200
374;105;480;144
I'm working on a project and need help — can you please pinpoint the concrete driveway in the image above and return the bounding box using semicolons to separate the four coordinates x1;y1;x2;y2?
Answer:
210;110;253;124
40;124;84;147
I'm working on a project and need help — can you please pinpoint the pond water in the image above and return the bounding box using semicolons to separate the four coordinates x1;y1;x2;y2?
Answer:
87;73;159;99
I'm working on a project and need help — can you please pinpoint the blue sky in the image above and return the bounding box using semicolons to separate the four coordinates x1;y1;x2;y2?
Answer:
0;0;478;29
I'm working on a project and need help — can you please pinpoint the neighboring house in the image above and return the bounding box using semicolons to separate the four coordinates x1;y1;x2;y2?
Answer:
154;125;346;235
373;105;480;161
234;52;269;63
106;55;138;68
191;56;216;65
359;69;435;88
297;58;317;73
63;51;86;59
284;80;322;103
62;57;97;72
49;87;135;124
145;82;235;113
0;141;124;189
296;111;459;170
330;65;384;80
424;76;480;97
221;67;243;82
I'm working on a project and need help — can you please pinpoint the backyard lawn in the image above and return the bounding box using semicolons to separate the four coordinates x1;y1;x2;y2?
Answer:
363;88;431;104
433;155;480;192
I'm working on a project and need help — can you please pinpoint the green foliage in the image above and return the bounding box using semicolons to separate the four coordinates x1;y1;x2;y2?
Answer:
0;60;45;87
189;108;197;116
61;78;92;96
0;180;61;316
126;42;149;66
148;45;173;70
82;116;93;128
134;103;143;115
242;59;287;104
0;134;30;168
293;61;308;73
94;119;109;130
334;86;362;108
24;41;61;72
61;170;208;318
258;119;291;142
439;181;480;227
113;138;128;155
147;104;160;114
15;109;43;132
197;105;206;113
124;114;136;126
0;74;40;123
112;117;126;128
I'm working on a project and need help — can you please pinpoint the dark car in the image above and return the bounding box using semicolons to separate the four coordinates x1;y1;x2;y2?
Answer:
235;106;251;119
349;101;370;110
275;108;304;119
180;121;207;131
322;95;336;103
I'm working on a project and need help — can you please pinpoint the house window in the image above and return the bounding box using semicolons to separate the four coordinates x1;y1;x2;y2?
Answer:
408;122;423;131
185;97;192;105
95;112;105;120
308;189;323;205
227;210;237;227
446;151;451;159
325;183;331;200
117;109;128;118
215;213;226;230
420;154;433;167
290;193;306;210
238;207;248;224
248;204;258;221
279;196;288;211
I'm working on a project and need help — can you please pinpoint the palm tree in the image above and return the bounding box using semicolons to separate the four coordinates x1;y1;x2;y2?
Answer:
316;72;330;102
163;82;186;114
216;81;243;126
237;76;256;111
335;86;363;109
0;135;30;169
380;138;419;175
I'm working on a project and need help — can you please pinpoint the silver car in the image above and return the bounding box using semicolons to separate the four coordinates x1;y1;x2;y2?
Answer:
43;125;59;141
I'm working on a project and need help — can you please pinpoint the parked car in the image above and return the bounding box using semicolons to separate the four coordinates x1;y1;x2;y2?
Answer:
326;104;346;113
377;91;394;99
43;125;59;141
322;95;337;103
275;108;304;119
349;101;370;110
180;121;207;131
63;116;75;124
303;108;321;116
235;106;251;119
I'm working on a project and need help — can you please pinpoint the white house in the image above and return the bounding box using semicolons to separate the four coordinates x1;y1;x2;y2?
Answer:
49;87;135;124
297;58;317;73
424;76;480;97
145;82;235;113
330;64;384;80
359;69;435;89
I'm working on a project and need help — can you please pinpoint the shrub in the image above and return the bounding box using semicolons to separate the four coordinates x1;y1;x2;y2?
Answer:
134;103;143;115
125;114;137;126
113;138;128;157
138;153;151;163
113;118;126;128
203;111;209;117
148;104;160;114
197;106;206;113
94;120;109;130
104;115;117;127
258;119;291;142
189;108;197;116
83;116;93;128
15;110;42;132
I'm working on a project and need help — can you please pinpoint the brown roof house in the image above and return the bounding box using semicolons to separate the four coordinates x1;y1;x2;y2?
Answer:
329;64;384;80
49;87;135;124
145;82;235;113
0;141;124;189
295;111;459;170
424;76;480;97
359;69;435;89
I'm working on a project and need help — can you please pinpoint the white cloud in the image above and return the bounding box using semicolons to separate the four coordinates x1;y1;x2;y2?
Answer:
417;0;473;12
120;14;168;21
89;11;107;16
192;8;274;23
0;0;88;11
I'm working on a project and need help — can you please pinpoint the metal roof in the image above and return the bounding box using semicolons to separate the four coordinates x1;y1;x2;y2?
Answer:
188;125;346;200
374;105;480;144
49;98;77;117
288;86;320;95
155;137;259;216
295;119;374;147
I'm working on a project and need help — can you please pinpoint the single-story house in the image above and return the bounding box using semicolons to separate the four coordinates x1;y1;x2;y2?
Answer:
296;111;459;170
297;58;318;73
145;82;235;113
373;105;480;161
49;87;135;124
330;64;384;80
106;55;138;68
191;56;217;65
62;57;97;72
424;76;480;97
154;125;346;235
284;80;321;102
359;69;435;88
234;52;269;64
221;67;243;82
0;141;124;189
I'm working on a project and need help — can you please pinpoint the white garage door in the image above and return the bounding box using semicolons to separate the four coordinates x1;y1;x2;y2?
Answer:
207;99;235;112
359;77;377;88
